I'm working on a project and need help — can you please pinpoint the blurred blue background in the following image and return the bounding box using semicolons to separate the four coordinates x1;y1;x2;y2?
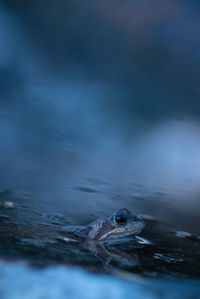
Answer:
0;0;200;232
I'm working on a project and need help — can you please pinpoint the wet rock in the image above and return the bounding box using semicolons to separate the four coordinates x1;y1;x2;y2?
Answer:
176;231;192;238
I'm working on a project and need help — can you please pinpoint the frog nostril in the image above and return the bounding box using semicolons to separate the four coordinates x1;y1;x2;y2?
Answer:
114;214;127;225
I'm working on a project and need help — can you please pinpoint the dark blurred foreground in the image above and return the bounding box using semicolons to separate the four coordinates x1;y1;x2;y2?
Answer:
1;260;200;299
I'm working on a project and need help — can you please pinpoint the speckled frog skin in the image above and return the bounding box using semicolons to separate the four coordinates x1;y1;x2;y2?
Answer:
74;208;145;241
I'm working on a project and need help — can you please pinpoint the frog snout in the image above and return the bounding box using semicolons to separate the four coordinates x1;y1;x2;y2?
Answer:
135;215;145;227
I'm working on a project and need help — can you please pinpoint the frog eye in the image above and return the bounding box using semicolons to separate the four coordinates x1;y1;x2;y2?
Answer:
114;214;127;225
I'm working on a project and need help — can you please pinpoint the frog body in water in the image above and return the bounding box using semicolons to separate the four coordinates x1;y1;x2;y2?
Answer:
72;208;145;241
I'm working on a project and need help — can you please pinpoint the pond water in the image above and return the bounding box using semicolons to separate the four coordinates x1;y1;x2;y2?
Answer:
0;186;199;279
0;1;200;295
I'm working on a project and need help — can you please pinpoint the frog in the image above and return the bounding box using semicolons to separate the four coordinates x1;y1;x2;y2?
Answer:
66;208;145;242
59;208;145;271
